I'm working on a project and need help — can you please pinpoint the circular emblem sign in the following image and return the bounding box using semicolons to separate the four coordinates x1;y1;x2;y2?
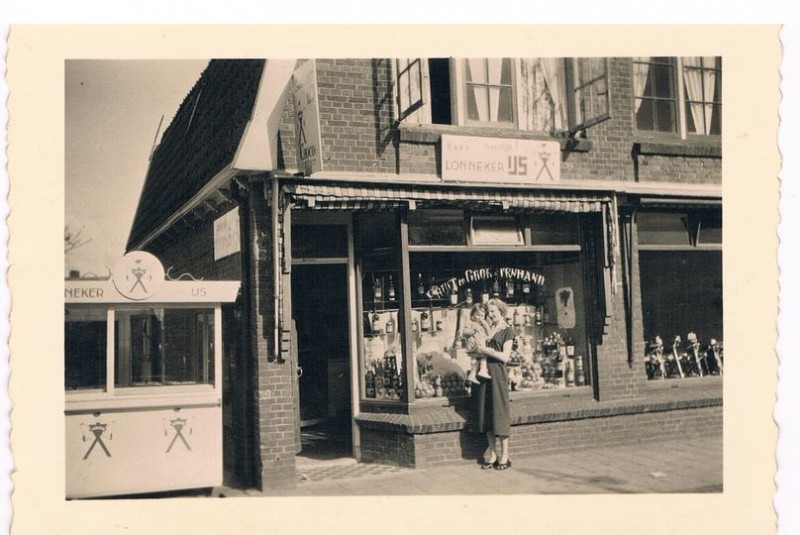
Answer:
112;251;165;301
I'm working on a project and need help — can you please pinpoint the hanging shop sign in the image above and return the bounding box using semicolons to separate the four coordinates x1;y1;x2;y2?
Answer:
291;59;324;176
441;135;561;184
425;267;545;300
213;207;240;261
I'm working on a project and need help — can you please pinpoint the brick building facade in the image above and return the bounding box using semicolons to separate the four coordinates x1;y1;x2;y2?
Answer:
128;57;722;491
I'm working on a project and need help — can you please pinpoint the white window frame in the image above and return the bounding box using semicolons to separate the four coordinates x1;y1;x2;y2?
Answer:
569;58;612;134
452;58;519;128
394;58;612;136
633;57;721;140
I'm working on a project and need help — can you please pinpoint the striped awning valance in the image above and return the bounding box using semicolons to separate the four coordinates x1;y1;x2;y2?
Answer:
284;182;610;213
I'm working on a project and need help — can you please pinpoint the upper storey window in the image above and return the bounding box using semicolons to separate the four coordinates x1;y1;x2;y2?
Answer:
633;56;721;138
395;58;610;135
463;58;516;126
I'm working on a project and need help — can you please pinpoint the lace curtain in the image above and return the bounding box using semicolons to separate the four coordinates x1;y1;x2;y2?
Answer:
632;57;650;114
683;57;718;135
518;58;566;132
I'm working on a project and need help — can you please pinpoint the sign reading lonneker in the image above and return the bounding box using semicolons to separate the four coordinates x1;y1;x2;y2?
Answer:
441;135;561;184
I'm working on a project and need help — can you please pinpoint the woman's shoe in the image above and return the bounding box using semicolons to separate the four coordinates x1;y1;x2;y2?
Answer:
481;455;498;469
494;459;512;470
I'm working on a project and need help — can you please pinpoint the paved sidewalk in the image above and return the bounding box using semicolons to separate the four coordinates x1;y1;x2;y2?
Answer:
217;432;722;497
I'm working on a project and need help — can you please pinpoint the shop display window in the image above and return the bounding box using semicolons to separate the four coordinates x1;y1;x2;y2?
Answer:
357;213;405;402
357;210;592;404
638;209;723;381
115;308;215;387
65;307;107;390
408;250;589;398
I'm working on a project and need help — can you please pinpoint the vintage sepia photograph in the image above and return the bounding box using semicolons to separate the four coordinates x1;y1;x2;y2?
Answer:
64;56;724;498
7;24;782;535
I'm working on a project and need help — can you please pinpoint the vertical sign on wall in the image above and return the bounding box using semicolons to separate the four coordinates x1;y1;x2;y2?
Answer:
292;60;323;176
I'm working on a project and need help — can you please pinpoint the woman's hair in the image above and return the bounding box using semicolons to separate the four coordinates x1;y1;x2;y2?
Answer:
469;303;488;318
486;298;508;318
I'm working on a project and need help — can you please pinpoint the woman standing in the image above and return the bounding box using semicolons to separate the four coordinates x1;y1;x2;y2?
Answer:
472;298;515;470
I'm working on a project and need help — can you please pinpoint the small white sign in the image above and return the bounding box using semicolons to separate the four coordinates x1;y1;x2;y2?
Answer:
556;286;576;329
213;207;240;261
292;60;323;176
441;135;560;184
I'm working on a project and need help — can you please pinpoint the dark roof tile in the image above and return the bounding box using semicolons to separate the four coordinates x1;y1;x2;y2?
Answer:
127;59;265;249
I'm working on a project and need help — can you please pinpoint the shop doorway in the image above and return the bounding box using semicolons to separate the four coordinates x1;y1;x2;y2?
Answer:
291;263;353;462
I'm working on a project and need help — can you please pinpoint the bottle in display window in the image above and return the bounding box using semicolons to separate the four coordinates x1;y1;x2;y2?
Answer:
361;268;404;402
405;261;592;398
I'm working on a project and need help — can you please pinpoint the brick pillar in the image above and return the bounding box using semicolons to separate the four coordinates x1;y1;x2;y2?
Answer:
594;211;648;402
242;180;297;490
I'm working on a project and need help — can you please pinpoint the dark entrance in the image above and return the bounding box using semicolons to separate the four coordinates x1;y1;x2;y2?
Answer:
291;263;352;461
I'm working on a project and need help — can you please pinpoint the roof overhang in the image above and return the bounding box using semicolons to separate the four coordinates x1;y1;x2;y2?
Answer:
231;59;298;172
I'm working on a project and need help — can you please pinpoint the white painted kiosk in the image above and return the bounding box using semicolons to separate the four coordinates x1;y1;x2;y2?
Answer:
64;252;239;498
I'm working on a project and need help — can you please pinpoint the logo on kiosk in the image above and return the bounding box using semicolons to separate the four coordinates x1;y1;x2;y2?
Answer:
112;251;165;301
80;421;114;460
164;417;193;453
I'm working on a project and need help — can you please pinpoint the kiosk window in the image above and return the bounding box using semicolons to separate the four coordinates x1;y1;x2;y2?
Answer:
115;308;215;387
65;307;107;390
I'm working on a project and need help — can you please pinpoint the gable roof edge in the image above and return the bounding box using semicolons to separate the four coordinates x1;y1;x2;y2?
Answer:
231;59;298;172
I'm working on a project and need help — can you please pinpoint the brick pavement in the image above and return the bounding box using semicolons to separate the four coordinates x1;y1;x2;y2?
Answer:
215;432;722;497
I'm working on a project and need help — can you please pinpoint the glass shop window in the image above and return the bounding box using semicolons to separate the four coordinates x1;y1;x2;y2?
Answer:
65;307;107;391
695;211;722;245
357;212;405;402
637;212;691;246
408;209;466;246
408;250;589;399
292;224;348;259
470;216;524;246
638;209;723;381
526;213;580;245
115;308;215;387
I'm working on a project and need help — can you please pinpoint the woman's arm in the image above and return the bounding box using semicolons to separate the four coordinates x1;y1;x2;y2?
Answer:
479;337;514;364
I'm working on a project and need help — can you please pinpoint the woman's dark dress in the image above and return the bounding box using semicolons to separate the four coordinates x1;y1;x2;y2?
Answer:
472;325;514;438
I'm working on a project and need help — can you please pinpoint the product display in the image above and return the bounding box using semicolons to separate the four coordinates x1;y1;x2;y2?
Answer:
409;300;588;397
360;255;590;401
644;332;724;380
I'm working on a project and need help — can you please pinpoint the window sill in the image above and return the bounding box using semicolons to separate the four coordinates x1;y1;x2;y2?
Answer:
633;136;722;158
399;123;592;153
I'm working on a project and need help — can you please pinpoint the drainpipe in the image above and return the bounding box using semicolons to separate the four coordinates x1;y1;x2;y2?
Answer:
271;174;281;362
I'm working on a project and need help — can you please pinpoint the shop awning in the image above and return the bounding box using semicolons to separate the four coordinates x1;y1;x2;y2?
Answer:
284;182;611;213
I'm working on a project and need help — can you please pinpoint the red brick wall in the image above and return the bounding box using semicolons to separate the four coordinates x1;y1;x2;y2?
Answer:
315;59;398;174
145;205;240;281
376;405;723;469
360;428;416;467
241;181;298;490
395;58;721;185
272;58;721;187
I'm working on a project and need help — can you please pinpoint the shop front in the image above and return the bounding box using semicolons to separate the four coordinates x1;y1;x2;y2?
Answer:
280;180;723;469
282;180;628;466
